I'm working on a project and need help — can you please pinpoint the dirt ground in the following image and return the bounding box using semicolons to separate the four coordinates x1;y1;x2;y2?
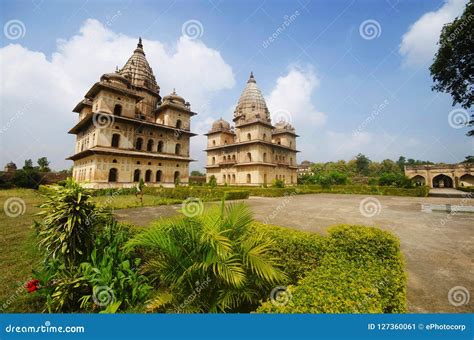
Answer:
114;193;474;313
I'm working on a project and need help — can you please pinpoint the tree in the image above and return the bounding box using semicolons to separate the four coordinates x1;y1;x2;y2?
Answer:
37;157;51;172
396;156;406;172
430;1;473;135
462;155;474;163
23;159;34;170
190;170;205;176
355;153;370;175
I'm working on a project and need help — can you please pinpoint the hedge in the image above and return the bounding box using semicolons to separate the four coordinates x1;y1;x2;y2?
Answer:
224;190;250;200
256;225;407;313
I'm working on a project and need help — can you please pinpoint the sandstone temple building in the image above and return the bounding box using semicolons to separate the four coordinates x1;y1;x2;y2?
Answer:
205;73;298;186
67;38;196;188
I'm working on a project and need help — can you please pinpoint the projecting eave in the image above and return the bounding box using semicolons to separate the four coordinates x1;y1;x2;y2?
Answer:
234;119;274;129
66;147;195;162
84;82;144;101
204;129;235;136
68;113;198;137
155;103;197;116
204;139;300;152
272;130;300;137
72;99;92;113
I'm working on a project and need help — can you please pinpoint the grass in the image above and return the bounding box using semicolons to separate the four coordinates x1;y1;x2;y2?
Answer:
0;189;44;312
93;194;182;210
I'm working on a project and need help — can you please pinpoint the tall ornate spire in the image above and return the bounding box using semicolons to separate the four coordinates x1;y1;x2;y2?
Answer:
234;72;270;123
118;38;159;93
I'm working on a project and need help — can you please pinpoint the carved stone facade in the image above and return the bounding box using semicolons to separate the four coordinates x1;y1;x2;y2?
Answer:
404;163;474;188
67;39;197;188
205;73;298;186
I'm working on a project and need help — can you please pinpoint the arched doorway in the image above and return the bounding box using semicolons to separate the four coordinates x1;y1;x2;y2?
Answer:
246;174;251;184
460;174;474;187
432;174;453;188
145;170;152;182
108;168;118;182
133;169;140;182
411;175;426;186
174;171;180;184
156;170;162;182
111;134;120;147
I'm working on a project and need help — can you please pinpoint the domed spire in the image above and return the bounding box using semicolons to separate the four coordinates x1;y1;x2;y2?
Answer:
118;38;159;93
234;72;270;124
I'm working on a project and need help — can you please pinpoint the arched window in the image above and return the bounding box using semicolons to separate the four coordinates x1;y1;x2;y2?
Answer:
276;138;281;145
246;174;251;184
247;133;251;141
175;143;181;155
232;155;236;161
145;170;152;182
133;169;140;182
176;119;182;129
157;141;163;152
108;168;118;182
212;140;216;146
263;153;267;162
135;137;143;150
113;104;122;116
247;152;252;162
174;171;180;183
112;159;117;163
223;174;226;183
290;157;293;165
111;134;120;147
147;139;154;152
212;157;216;165
263;133;266;140
232;174;236;183
156;170;162;182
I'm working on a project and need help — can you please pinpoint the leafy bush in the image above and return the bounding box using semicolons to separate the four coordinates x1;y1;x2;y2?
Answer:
126;201;287;313
11;169;42;189
208;175;217;188
272;179;285;188
224;190;250;200
250;223;325;283
257;225;407;313
378;173;414;188
36;178;99;268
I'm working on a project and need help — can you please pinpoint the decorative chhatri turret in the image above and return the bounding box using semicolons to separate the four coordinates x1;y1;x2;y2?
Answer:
118;38;159;94
233;72;271;124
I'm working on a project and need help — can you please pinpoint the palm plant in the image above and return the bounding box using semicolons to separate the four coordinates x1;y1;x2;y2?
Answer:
126;201;287;312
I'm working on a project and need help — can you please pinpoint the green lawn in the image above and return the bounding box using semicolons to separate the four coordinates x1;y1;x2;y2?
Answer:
0;189;43;312
93;194;182;210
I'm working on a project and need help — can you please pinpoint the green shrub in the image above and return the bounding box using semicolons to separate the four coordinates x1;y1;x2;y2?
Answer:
257;225;407;313
126;202;287;313
11;169;42;189
378;173;413;188
208;175;217;188
272;179;285;188
250;223;325;283
224;190;250;200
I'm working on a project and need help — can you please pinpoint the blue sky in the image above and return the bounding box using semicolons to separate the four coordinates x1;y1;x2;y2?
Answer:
1;0;472;171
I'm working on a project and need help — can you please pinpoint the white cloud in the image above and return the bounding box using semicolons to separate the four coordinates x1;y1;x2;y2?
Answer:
0;19;235;170
399;0;467;66
265;65;326;127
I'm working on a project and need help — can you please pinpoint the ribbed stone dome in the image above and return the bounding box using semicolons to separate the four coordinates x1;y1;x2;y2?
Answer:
233;72;271;123
274;120;295;132
118;38;159;93
212;118;231;130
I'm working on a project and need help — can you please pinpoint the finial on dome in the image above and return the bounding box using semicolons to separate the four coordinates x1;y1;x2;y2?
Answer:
137;37;143;48
248;71;256;83
172;88;176;94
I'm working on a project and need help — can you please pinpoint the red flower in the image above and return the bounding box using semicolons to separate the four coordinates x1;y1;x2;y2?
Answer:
25;279;40;293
